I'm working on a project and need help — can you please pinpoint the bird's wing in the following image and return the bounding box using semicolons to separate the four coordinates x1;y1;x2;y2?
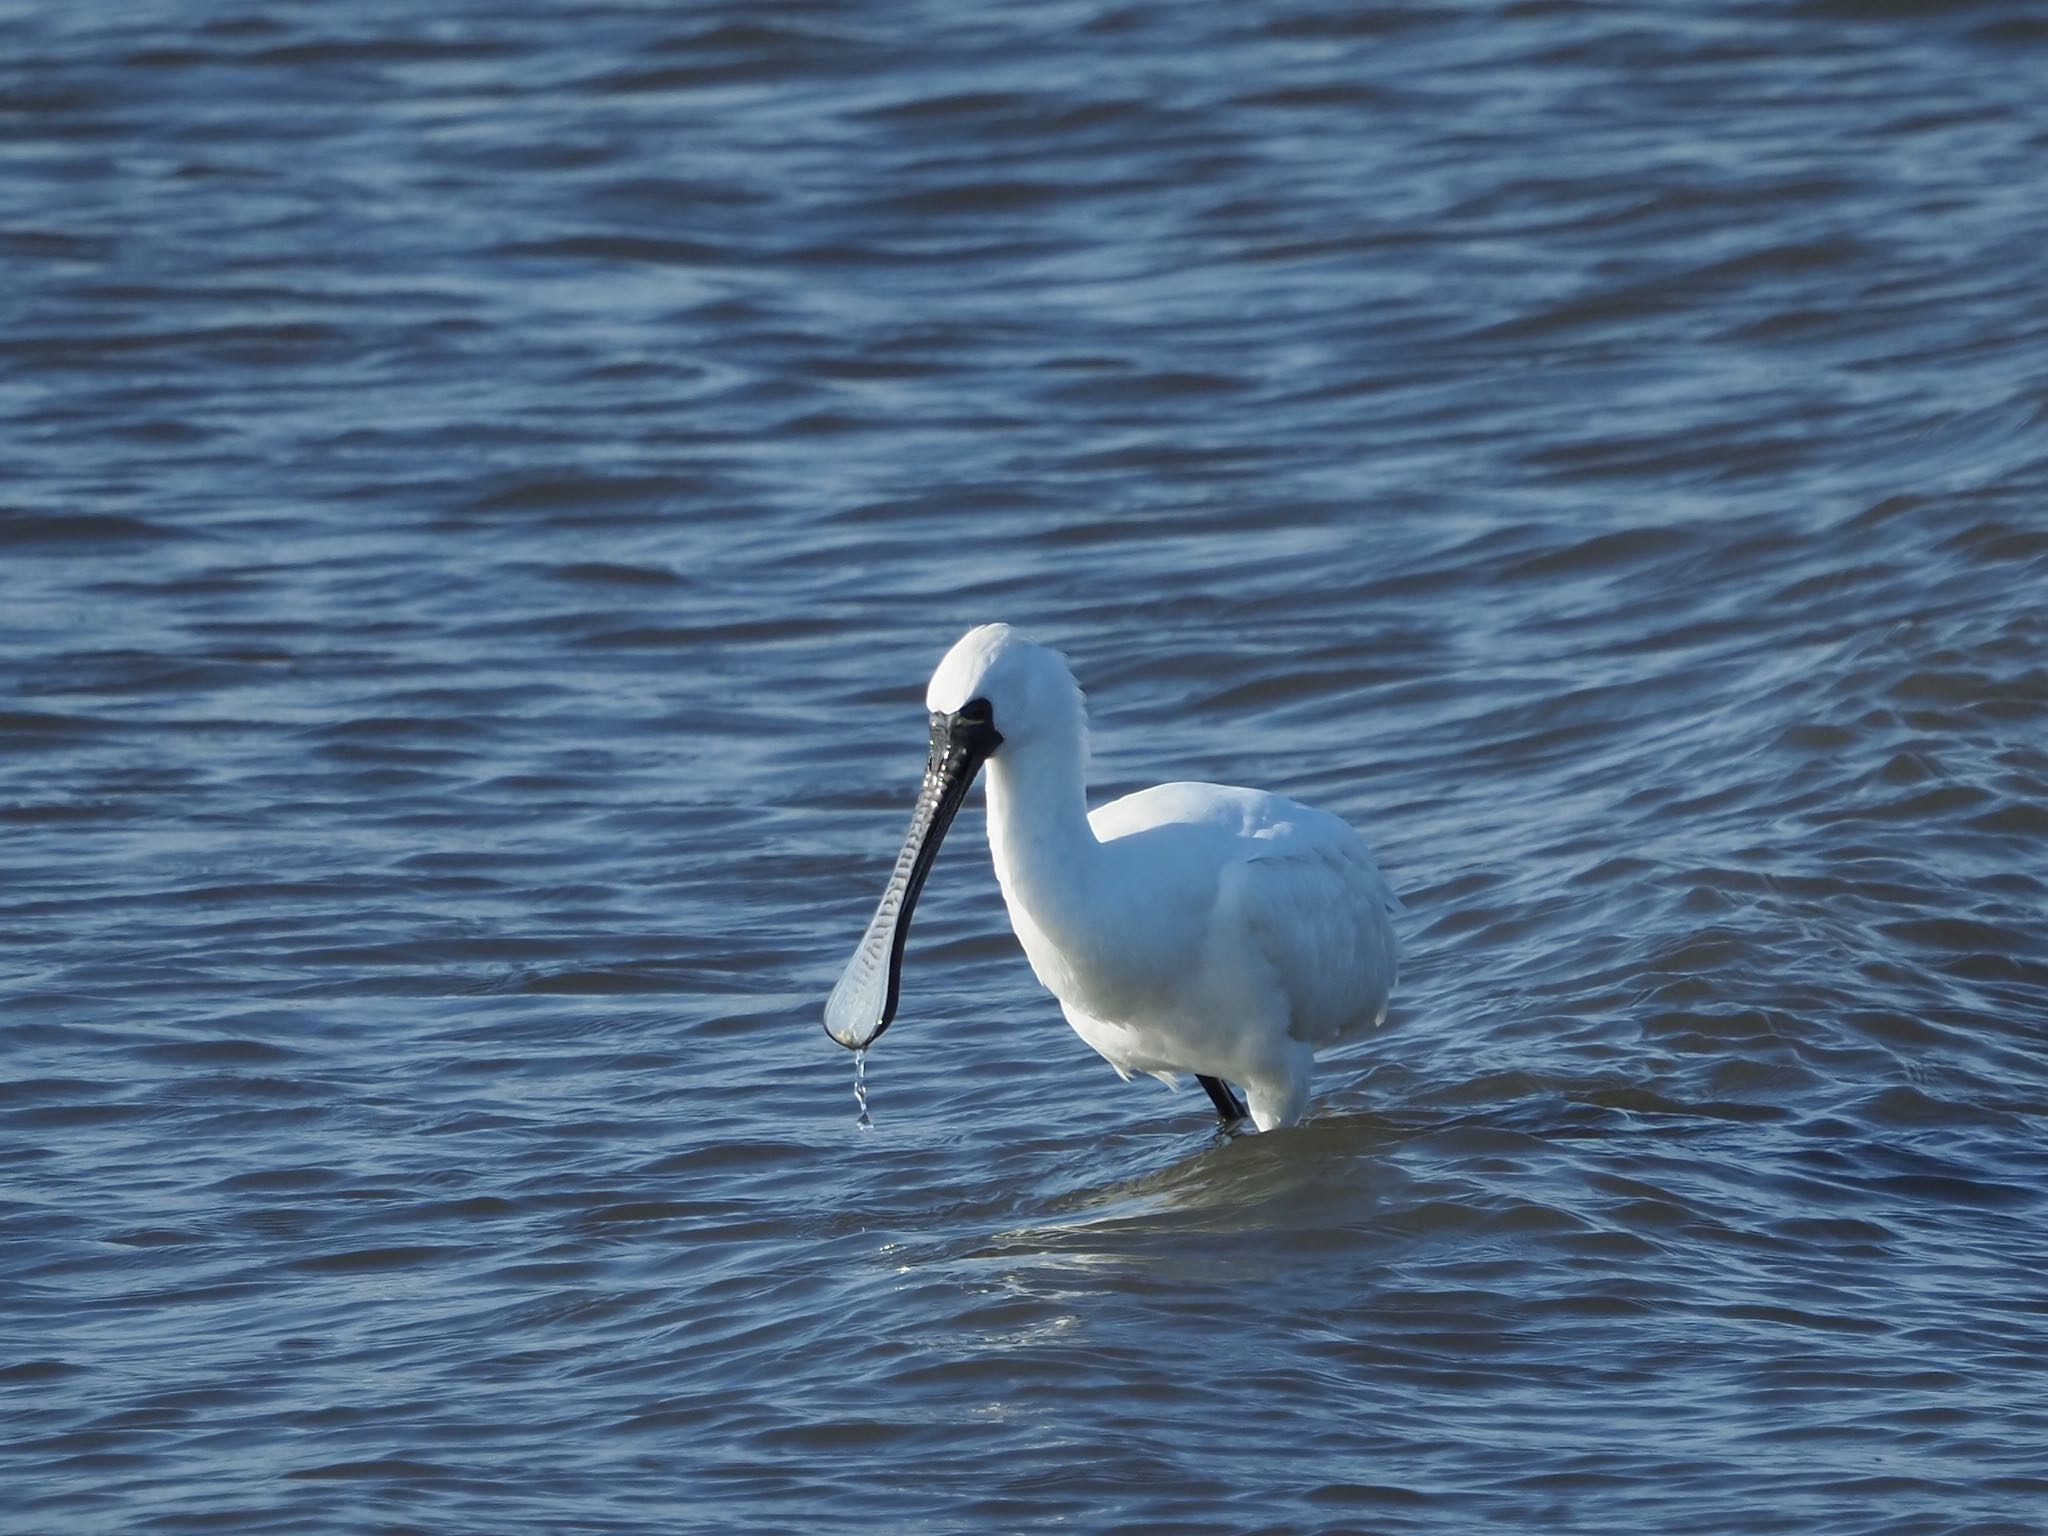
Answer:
1229;815;1402;1050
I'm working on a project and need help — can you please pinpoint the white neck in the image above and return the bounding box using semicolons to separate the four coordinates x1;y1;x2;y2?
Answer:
983;729;1101;945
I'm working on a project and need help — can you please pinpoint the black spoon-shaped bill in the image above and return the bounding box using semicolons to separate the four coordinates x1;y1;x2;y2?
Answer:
823;705;1000;1051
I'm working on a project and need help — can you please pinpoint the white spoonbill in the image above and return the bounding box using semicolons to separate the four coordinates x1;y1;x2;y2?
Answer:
824;624;1401;1131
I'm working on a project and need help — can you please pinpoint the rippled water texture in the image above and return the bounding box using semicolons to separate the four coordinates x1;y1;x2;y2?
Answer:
6;2;2048;1532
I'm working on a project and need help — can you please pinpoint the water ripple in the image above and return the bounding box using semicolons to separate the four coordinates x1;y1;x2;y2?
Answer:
4;0;2047;1532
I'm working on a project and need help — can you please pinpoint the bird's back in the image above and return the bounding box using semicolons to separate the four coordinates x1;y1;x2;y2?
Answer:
1092;780;1402;1049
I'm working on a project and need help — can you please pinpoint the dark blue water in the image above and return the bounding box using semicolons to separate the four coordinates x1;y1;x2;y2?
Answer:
5;2;2048;1531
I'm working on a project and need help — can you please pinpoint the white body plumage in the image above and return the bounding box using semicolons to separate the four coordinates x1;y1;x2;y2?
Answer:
928;625;1401;1130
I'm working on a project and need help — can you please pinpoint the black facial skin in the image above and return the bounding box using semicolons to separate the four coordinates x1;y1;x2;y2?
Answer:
823;697;1003;1050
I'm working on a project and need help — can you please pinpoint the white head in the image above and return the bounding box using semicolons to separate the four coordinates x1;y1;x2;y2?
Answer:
822;625;1087;1051
925;623;1087;763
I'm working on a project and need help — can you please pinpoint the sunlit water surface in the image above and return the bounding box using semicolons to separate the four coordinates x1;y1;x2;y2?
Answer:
5;1;2047;1532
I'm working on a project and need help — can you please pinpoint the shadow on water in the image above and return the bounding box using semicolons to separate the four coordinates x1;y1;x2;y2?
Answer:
1044;1109;1421;1226
958;1102;1596;1290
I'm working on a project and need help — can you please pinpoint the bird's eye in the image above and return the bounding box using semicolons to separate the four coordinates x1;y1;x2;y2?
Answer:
956;697;994;725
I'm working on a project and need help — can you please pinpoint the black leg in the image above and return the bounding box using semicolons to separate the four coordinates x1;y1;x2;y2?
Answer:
1198;1075;1247;1123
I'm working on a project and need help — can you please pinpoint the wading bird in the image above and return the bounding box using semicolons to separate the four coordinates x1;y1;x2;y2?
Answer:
824;624;1401;1131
